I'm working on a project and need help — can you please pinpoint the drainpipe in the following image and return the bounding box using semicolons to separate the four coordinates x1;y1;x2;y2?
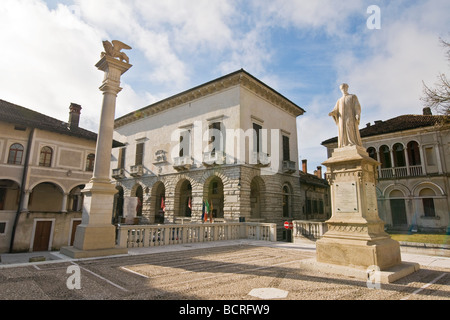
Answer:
9;128;35;253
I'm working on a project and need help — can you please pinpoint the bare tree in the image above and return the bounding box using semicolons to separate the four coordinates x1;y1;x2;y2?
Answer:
421;38;450;117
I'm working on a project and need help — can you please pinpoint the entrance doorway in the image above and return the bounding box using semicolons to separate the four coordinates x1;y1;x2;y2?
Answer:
33;221;53;252
390;199;408;227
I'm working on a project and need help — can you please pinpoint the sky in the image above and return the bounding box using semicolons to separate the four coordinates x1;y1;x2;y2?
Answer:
1;0;449;174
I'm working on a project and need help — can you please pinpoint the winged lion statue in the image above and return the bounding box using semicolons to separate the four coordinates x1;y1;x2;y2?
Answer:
101;40;132;64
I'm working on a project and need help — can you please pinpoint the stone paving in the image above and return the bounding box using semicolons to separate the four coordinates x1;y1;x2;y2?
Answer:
0;240;448;302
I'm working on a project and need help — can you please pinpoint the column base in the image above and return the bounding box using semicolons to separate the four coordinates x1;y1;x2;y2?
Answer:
316;235;402;270
299;258;420;284
60;246;128;259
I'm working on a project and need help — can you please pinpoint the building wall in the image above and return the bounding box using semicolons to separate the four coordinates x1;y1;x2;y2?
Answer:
0;121;96;253
324;125;450;232
112;81;302;240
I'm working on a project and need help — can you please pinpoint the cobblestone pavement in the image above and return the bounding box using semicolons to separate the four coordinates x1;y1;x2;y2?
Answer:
0;241;449;303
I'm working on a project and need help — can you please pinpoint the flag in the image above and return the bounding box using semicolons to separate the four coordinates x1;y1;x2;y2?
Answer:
161;197;165;212
209;201;214;223
202;201;205;222
204;200;210;222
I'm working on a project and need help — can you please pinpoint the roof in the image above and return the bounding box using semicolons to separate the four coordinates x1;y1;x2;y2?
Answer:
114;69;306;128
322;114;448;145
0;99;124;148
299;171;329;188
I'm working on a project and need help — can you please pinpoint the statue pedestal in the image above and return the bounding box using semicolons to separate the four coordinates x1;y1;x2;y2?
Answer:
61;181;128;259
307;146;419;283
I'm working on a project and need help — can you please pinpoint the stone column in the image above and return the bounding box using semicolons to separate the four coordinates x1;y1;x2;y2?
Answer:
61;51;132;259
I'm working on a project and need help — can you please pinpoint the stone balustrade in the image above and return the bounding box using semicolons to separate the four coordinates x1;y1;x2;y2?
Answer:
292;220;327;242
117;222;277;248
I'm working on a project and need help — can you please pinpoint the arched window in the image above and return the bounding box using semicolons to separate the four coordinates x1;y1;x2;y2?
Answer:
86;154;95;171
39;146;53;167
407;141;421;166
379;145;391;168
393;143;406;167
367;147;377;161
8;143;24;165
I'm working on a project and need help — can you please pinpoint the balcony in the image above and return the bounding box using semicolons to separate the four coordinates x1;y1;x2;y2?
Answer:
282;160;296;174
173;156;193;171
203;151;225;167
130;164;143;177
112;168;125;180
251;152;270;167
379;165;423;179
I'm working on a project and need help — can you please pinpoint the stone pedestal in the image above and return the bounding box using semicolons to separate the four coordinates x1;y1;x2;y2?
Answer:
309;146;419;283
61;54;132;259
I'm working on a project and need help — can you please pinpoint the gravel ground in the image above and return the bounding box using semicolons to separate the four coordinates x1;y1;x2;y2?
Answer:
0;242;448;302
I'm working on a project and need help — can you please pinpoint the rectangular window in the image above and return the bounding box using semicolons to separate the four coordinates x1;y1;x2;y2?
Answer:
135;143;144;165
0;188;5;210
209;122;222;154
0;222;6;234
283;136;290;161
423;198;436;217
425;147;435;166
118;147;126;169
179;130;191;157
253;123;262;153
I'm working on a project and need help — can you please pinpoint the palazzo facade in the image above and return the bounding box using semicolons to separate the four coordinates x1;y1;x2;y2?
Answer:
322;109;449;233
111;70;305;239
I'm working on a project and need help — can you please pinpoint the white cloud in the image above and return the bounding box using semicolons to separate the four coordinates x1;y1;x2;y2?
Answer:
0;0;107;129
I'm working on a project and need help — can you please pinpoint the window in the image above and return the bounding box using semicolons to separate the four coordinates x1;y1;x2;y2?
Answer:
422;198;436;217
86;154;95;171
282;185;291;218
118;147;126;169
39;146;53;167
367;147;377;161
179;130;191;157
282;136;290;161
135;143;144;165
425;147;435;166
407;141;421;166
0;188;5;210
379;145;391;168
8;143;24;165
420;188;436;217
0;222;6;235
393;143;406;167
209;122;222;154
253;123;262;153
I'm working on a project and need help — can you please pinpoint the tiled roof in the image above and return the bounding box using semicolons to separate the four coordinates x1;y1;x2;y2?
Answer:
322;114;448;145
299;171;329;187
0;99;123;147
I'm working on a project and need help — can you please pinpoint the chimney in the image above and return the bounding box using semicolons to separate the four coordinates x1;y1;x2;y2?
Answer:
68;103;82;130
316;166;322;179
423;107;432;115
302;159;308;173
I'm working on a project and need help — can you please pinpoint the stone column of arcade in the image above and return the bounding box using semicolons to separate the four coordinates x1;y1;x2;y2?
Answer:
61;41;132;259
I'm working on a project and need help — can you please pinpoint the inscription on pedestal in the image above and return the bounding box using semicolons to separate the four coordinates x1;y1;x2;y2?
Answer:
365;183;378;212
335;182;358;212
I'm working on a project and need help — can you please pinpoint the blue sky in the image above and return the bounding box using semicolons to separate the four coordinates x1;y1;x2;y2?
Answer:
1;0;449;173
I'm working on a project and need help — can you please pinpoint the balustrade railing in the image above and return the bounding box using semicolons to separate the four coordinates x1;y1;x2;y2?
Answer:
293;220;327;242
379;165;424;179
117;222;277;248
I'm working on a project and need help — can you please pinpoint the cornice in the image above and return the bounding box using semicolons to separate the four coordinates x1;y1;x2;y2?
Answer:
114;70;305;129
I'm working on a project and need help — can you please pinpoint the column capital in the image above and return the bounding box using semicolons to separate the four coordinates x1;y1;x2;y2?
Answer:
96;55;132;93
